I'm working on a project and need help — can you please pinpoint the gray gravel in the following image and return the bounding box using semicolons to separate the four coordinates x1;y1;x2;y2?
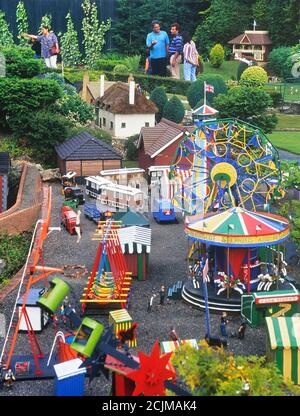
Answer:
0;183;274;396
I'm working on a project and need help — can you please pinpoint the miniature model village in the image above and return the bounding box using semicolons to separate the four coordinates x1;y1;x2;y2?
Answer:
0;114;300;397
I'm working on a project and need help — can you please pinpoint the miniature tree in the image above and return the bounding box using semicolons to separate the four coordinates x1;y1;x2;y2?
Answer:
16;1;29;46
0;11;14;48
187;74;227;108
82;0;111;68
162;96;185;124
237;60;258;81
209;43;225;68
149;86;168;122
40;14;52;31
240;66;268;86
59;12;82;67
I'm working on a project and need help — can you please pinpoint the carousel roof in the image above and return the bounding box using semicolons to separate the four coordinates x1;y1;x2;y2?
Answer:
185;207;290;247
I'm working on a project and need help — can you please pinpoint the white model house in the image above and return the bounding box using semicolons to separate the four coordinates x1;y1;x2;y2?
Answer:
95;80;158;139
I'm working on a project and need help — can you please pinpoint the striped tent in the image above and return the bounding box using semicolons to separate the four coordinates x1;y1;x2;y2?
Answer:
185;207;289;247
266;317;300;384
160;339;198;354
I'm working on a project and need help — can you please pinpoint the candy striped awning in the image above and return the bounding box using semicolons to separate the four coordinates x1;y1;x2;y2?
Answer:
117;226;151;254
160;339;198;354
266;317;300;350
185;207;290;247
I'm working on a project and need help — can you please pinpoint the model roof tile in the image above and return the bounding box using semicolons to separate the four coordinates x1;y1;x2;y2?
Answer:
228;31;272;45
55;132;122;161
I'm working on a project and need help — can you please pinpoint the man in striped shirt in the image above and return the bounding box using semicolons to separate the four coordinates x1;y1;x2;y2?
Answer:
169;23;183;79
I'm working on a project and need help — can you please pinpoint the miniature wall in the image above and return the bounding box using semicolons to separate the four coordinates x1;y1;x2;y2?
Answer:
0;164;42;235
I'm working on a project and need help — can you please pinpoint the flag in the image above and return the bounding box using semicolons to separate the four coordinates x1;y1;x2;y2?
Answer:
205;83;215;93
203;258;209;282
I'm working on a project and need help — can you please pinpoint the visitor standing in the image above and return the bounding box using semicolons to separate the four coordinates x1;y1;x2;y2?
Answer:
147;294;156;312
182;32;199;82
23;26;59;69
220;312;229;337
238;319;247;340
146;20;169;77
75;210;82;243
169;326;180;342
159;285;165;305
169;23;183;79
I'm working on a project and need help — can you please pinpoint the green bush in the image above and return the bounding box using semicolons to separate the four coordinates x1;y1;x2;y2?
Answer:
113;64;129;74
0;136;33;159
124;55;141;73
268;47;294;80
1;46;45;78
240;66;268;85
44;73;77;95
187;74;227;108
214;85;277;133
268;91;283;107
52;94;95;125
237;61;258;81
124;135;139;161
94;58;124;71
209;44;225;68
149;86;168;122
163;96;185;124
67;126;112;145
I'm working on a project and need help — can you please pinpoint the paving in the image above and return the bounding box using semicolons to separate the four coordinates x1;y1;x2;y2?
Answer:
0;183;298;396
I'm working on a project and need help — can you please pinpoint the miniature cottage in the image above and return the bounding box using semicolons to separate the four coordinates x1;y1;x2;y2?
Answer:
78;72;115;104
95;81;158;139
55;132;122;178
228;30;272;64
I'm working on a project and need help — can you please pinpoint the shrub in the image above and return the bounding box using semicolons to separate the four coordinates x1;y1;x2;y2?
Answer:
124;55;141;73
0;11;14;47
59;12;82;68
237;61;258;81
94;58;123;71
113;64;129;74
0;136;33;159
149;86;168;122
209;44;225;68
240;66;268;85
268;47;294;81
187;74;227;108
52;94;95;125
214;85;277;133
163;96;185;124
67;126;112;145
124;135;139;161
268;90;283;108
2;46;45;78
43;72;77;95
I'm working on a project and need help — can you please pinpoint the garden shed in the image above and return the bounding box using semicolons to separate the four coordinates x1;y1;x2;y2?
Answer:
55;132;122;178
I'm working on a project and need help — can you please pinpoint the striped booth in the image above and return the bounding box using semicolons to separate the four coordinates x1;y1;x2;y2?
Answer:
160;339;198;354
117;226;151;281
109;309;137;348
266;317;300;384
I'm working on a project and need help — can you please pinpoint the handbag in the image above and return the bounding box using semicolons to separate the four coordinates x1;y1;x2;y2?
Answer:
50;45;60;55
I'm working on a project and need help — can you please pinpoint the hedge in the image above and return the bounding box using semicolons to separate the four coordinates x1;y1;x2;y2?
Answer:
93;58;124;72
64;68;192;95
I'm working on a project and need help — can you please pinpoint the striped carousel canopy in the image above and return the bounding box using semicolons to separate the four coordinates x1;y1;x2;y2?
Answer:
185;207;290;247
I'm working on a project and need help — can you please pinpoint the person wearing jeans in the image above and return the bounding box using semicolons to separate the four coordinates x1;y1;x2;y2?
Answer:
146;20;169;77
183;32;199;82
169;23;183;79
23;26;59;69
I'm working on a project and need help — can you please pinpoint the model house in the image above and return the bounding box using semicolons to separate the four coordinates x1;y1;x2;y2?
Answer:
228;30;272;64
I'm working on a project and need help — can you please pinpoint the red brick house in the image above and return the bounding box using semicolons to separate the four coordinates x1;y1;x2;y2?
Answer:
137;118;194;171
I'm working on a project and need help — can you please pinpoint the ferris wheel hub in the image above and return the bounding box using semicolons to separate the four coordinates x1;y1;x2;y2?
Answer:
211;162;237;188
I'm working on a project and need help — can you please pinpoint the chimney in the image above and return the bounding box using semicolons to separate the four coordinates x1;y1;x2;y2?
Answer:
82;71;89;103
100;74;105;98
129;80;135;105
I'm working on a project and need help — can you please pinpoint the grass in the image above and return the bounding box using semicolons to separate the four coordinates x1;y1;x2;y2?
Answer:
202;61;239;81
267;131;300;155
275;114;300;130
123;160;139;168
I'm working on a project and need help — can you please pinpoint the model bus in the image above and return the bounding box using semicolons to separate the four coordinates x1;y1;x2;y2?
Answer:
85;176;147;210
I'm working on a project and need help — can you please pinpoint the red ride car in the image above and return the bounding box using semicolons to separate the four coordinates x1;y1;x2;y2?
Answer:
61;206;81;235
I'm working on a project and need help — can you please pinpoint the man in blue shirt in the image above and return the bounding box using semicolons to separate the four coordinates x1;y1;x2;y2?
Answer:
169;23;183;79
146;20;169;77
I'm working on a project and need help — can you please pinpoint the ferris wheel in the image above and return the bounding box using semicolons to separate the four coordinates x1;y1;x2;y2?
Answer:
170;119;281;215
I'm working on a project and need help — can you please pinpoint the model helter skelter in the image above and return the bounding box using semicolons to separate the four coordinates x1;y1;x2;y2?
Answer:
170;119;292;311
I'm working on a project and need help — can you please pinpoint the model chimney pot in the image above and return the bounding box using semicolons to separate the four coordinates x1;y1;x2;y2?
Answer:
100;74;105;98
129;81;135;105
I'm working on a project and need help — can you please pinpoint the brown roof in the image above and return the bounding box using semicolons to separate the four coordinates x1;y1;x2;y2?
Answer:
95;82;158;115
228;31;272;45
139;118;194;157
87;81;115;101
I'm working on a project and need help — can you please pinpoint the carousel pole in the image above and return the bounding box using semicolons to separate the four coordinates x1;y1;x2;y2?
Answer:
277;245;280;290
247;248;251;294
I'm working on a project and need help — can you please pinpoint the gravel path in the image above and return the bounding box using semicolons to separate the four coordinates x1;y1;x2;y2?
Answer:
0;183;268;396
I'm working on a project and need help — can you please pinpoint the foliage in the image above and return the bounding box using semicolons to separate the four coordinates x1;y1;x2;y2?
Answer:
252;0;268;29
280;160;300;191
43;72;77;95
268;47;294;81
0;78;63;128
94;58;124;72
0;11;14;48
268;91;283;108
124;55;141;73
40;14;52;31
187;74;227;109
1;46;44;78
53;94;94;125
113;64;129;74
267;0;300;48
214;85;277;133
171;342;292;396
124;134;139;161
82;0;111;68
16;1;29;46
278;199;300;250
0;136;33;159
0;232;32;284
149;86;168;122
209;44;225;68
59;12;82;68
240;66;268;86
162;95;185;124
237;61;258;81
67;126;112;145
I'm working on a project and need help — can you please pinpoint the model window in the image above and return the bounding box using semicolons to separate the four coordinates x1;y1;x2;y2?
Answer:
145;122;150;127
121;122;126;128
91;182;96;189
103;118;106;127
110;121;113;129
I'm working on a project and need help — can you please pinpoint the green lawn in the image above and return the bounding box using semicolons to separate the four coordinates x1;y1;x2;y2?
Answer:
267;131;300;155
275;114;300;129
202;61;239;81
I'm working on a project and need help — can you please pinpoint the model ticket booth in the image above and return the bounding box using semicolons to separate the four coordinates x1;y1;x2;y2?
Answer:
241;290;300;328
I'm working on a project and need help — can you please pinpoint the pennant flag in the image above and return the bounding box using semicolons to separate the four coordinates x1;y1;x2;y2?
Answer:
205;84;215;93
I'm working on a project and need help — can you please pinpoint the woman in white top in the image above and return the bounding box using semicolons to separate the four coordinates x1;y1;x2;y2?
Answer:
183;32;199;82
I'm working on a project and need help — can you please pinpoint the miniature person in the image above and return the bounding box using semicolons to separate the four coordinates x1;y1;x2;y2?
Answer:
169;326;180;342
147;294;156;312
238;319;247;340
220;312;229;337
4;369;16;388
75;210;81;243
159;285;165;305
